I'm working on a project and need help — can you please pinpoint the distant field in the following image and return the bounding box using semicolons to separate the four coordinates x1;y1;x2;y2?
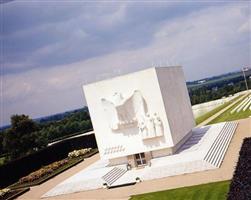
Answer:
188;74;238;88
187;70;251;89
195;95;243;125
209;97;251;124
130;181;230;200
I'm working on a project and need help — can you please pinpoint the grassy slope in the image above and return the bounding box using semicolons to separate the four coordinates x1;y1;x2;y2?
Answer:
209;98;251;124
130;181;230;200
195;95;243;125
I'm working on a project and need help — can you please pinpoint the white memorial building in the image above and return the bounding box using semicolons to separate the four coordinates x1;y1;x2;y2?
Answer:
44;66;238;196
84;66;195;167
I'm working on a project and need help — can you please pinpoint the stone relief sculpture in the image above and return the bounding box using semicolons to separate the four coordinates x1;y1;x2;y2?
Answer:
153;113;164;137
101;90;164;139
139;113;164;139
101;90;147;130
104;145;125;155
138;120;148;138
145;114;155;138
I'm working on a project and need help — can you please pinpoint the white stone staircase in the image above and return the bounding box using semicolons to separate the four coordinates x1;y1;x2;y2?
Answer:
203;122;238;168
102;167;127;186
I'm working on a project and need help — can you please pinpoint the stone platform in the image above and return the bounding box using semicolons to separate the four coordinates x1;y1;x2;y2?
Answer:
43;121;237;198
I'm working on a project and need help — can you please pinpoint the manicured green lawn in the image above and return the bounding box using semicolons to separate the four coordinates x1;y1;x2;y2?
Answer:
130;181;230;200
209;98;251;124
195;95;243;125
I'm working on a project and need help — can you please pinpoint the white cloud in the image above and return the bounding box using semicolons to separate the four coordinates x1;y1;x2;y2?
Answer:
238;17;251;33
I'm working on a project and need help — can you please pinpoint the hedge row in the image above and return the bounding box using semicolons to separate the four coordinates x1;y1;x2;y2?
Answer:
0;133;97;188
227;137;251;200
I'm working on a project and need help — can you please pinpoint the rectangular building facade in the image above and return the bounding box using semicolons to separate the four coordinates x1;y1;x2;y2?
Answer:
83;66;195;167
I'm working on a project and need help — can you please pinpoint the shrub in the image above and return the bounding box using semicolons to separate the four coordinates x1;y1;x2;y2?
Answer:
68;148;92;158
227;137;251;200
0;188;10;197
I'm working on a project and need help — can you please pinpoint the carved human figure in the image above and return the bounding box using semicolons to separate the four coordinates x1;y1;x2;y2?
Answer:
138;120;148;139
145;113;155;138
153;113;164;137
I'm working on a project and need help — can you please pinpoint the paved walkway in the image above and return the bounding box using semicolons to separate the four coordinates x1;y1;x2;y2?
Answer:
18;118;251;200
197;92;250;126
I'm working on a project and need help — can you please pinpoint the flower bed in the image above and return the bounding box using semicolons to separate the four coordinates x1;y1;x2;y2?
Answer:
18;148;93;185
19;159;69;184
9;148;98;189
68;148;92;158
0;188;30;200
82;148;98;158
9;157;83;190
0;188;10;198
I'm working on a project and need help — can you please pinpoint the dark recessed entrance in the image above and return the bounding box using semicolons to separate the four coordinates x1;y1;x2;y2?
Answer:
134;153;147;166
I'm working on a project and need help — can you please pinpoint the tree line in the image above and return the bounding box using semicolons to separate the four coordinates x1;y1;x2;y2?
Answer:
0;108;92;163
188;76;251;105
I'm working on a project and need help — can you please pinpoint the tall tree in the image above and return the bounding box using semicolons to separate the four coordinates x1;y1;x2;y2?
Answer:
3;115;43;159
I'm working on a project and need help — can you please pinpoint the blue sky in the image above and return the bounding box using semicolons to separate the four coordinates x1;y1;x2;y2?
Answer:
0;1;250;126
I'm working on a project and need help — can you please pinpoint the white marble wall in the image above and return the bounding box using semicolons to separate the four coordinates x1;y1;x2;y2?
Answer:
83;67;194;160
156;67;195;146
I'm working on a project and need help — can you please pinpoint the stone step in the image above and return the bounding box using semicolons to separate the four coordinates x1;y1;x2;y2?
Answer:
209;123;234;166
204;122;229;162
204;122;237;167
213;123;237;167
102;167;127;186
102;167;118;180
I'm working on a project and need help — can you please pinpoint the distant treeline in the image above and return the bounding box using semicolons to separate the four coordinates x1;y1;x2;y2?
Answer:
187;69;251;88
36;107;92;141
35;107;89;123
0;133;97;188
0;107;92;164
188;73;251;105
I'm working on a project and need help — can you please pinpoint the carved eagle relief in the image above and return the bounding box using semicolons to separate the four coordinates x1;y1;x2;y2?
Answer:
101;90;147;131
